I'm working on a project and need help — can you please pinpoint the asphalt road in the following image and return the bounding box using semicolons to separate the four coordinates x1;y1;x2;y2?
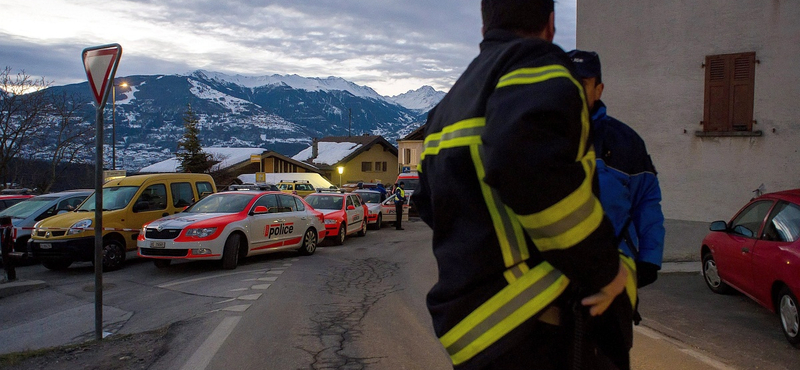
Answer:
2;218;799;369
638;272;799;370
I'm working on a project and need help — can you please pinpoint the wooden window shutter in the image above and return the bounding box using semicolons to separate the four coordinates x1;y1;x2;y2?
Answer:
730;52;755;131
704;55;730;132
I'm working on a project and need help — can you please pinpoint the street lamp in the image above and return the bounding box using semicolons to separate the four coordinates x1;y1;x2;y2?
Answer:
337;166;344;188
111;81;128;170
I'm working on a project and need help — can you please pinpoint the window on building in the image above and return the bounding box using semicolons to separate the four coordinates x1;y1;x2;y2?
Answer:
362;162;372;172
381;161;387;172
703;52;756;132
403;149;411;165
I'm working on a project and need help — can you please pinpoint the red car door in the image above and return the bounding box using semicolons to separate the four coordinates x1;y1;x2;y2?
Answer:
717;200;774;293
751;201;800;309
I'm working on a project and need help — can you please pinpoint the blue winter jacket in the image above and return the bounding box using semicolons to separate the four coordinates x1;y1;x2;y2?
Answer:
593;101;665;268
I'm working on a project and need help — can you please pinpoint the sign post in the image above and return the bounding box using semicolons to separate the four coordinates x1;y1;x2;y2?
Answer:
82;43;122;341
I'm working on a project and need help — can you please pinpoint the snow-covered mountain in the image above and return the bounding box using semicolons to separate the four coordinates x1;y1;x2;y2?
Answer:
390;86;447;112
39;71;445;171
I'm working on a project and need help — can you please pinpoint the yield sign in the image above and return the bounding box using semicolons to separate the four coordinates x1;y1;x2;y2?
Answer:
82;43;122;109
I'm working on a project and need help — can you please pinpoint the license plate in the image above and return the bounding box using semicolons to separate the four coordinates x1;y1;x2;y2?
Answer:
40;243;52;249
149;241;166;249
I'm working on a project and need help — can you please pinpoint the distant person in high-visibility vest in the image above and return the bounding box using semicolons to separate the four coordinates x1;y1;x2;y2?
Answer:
394;182;406;230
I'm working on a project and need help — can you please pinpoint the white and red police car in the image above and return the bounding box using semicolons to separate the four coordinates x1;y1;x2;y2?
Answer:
137;190;325;269
304;190;368;245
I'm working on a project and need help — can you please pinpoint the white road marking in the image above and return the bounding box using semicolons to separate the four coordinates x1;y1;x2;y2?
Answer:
222;305;251;312
157;269;271;288
237;293;262;301
634;326;735;370
257;277;278;282
267;270;284;275
282;263;292;266
229;288;249;292
214;298;236;304
180;316;241;370
251;284;272;290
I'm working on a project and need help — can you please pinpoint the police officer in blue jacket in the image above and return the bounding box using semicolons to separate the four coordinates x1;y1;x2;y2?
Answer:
568;50;666;290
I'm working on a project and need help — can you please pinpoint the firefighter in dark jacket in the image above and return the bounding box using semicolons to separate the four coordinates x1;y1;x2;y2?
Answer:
414;1;636;369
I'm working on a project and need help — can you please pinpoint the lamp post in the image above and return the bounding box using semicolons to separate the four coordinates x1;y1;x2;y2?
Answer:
337;166;344;188
111;81;127;169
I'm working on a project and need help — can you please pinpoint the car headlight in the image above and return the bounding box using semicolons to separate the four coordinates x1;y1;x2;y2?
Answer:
324;219;337;225
68;219;92;235
185;227;217;238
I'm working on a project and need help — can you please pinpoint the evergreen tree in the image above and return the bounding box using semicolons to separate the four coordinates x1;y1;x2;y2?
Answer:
176;103;212;173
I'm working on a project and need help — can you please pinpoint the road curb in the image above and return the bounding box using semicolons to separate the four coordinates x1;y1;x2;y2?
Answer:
660;262;699;274
0;279;48;299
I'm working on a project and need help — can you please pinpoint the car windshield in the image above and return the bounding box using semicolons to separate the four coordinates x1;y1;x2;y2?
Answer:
357;192;381;203
305;195;343;210
399;178;419;190
185;193;253;213
78;186;139;212
0;197;56;219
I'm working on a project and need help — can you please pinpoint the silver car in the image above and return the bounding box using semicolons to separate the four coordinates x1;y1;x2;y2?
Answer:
0;190;92;262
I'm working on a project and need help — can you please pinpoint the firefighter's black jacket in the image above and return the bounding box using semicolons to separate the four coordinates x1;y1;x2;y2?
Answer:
415;29;626;368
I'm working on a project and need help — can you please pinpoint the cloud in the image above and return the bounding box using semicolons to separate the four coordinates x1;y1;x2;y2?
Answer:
0;0;577;95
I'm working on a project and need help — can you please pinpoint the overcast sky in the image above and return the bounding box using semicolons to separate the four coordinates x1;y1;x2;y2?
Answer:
0;0;577;96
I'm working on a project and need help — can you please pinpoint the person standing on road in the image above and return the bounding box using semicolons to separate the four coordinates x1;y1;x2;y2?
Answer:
414;1;635;369
567;50;665;295
394;182;406;230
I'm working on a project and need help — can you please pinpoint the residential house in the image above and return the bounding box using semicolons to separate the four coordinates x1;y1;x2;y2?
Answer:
577;1;800;221
139;147;322;187
398;125;424;173
293;135;399;187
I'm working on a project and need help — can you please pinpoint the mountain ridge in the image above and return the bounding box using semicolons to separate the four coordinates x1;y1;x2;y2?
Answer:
36;71;444;172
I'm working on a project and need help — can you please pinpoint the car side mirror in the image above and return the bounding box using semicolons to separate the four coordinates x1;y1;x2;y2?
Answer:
253;206;269;214
347;205;355;210
709;221;728;232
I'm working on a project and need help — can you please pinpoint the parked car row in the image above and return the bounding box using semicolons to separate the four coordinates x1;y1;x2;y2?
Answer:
2;173;410;273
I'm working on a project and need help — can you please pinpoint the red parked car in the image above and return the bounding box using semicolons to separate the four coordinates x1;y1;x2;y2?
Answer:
701;189;800;348
304;190;368;245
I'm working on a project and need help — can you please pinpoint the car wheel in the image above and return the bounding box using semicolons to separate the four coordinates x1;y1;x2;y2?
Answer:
153;259;171;269
333;224;346;246
778;287;800;348
41;258;72;271
102;239;126;272
376;214;383;229
357;220;367;236
298;228;317;256
221;233;241;270
702;252;731;294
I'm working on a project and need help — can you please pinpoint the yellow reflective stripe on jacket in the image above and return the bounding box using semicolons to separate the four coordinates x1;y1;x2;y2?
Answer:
471;144;529;272
496;65;591;160
420;118;485;164
620;253;638;308
440;262;569;365
515;150;604;252
421;117;529;272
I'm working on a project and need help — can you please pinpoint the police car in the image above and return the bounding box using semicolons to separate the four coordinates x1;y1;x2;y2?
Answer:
304;189;368;245
137;190;325;269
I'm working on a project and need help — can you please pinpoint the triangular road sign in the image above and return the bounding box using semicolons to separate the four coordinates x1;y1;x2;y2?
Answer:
82;44;122;109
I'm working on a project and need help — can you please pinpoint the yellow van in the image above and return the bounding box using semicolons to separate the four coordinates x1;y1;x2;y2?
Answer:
30;173;216;271
277;180;316;198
